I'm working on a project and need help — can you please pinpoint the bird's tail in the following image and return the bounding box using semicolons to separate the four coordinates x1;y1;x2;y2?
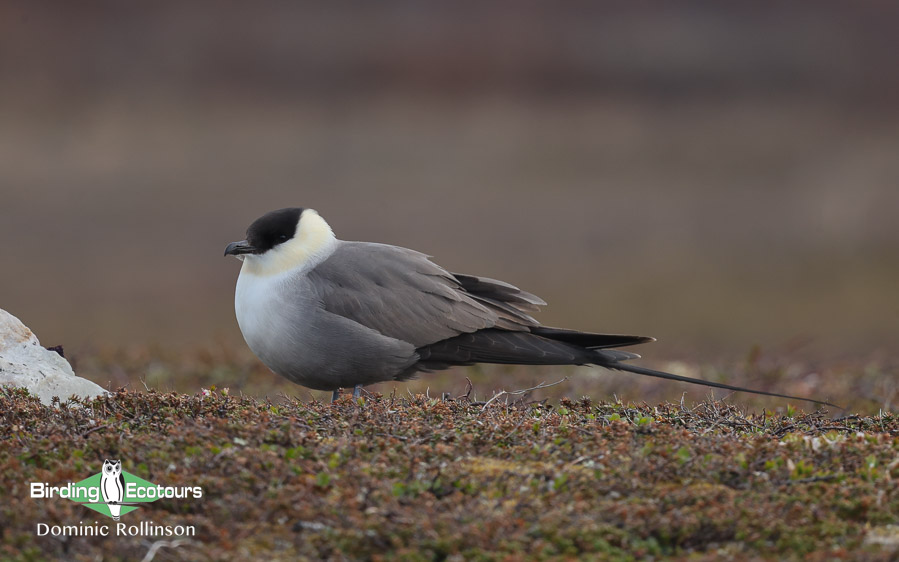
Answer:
414;328;840;408
601;359;840;409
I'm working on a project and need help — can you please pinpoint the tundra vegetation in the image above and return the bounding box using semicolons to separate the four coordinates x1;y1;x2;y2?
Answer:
2;355;897;561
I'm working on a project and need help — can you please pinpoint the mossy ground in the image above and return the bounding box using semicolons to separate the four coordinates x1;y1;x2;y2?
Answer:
2;384;897;561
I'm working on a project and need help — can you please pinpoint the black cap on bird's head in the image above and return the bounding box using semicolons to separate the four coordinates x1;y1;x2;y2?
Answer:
225;207;304;257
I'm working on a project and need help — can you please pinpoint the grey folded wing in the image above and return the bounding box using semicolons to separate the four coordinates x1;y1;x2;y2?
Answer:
305;242;544;347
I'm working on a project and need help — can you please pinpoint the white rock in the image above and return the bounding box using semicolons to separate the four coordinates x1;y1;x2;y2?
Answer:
0;308;108;405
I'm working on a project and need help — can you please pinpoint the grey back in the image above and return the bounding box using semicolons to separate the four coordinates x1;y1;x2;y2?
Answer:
307;242;543;348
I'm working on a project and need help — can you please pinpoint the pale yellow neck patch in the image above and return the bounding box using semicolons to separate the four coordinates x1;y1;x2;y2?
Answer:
241;209;338;277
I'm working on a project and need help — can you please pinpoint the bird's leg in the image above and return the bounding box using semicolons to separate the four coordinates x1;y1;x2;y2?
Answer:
352;384;363;399
331;389;340;402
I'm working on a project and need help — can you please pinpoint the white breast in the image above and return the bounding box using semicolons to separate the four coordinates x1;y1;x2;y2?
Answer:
235;267;290;354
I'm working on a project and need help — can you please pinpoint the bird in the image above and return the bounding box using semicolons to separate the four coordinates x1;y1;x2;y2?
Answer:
225;207;835;408
100;459;125;521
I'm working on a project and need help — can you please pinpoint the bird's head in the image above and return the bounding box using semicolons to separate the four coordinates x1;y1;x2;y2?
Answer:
225;207;337;276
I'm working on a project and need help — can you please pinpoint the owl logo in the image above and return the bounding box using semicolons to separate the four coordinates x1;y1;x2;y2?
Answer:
100;459;125;520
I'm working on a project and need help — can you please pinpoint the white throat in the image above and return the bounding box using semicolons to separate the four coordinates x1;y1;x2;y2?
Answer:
240;209;338;277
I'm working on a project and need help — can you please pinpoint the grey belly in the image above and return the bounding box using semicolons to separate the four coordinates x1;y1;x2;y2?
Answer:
245;304;419;391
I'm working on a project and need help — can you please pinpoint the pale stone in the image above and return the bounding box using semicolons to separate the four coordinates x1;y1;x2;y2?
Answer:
0;308;107;405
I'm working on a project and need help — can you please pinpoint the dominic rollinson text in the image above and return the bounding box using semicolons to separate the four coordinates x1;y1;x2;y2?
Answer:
37;521;195;537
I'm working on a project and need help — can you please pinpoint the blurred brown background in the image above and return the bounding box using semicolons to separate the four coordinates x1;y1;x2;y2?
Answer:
1;2;897;403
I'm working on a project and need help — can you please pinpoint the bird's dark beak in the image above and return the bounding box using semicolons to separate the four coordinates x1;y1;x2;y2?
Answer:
224;240;257;257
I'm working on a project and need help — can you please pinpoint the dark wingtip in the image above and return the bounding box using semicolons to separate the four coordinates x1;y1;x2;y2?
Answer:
531;327;656;350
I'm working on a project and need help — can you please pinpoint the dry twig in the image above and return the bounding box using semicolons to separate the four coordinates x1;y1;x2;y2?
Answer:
480;378;569;412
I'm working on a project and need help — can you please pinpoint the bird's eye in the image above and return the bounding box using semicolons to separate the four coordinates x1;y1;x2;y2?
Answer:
278;235;288;241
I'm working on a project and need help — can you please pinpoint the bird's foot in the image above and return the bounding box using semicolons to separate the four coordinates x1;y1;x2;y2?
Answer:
331;385;364;402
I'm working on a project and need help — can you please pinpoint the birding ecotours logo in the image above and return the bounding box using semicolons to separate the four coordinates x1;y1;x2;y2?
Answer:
30;459;203;520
